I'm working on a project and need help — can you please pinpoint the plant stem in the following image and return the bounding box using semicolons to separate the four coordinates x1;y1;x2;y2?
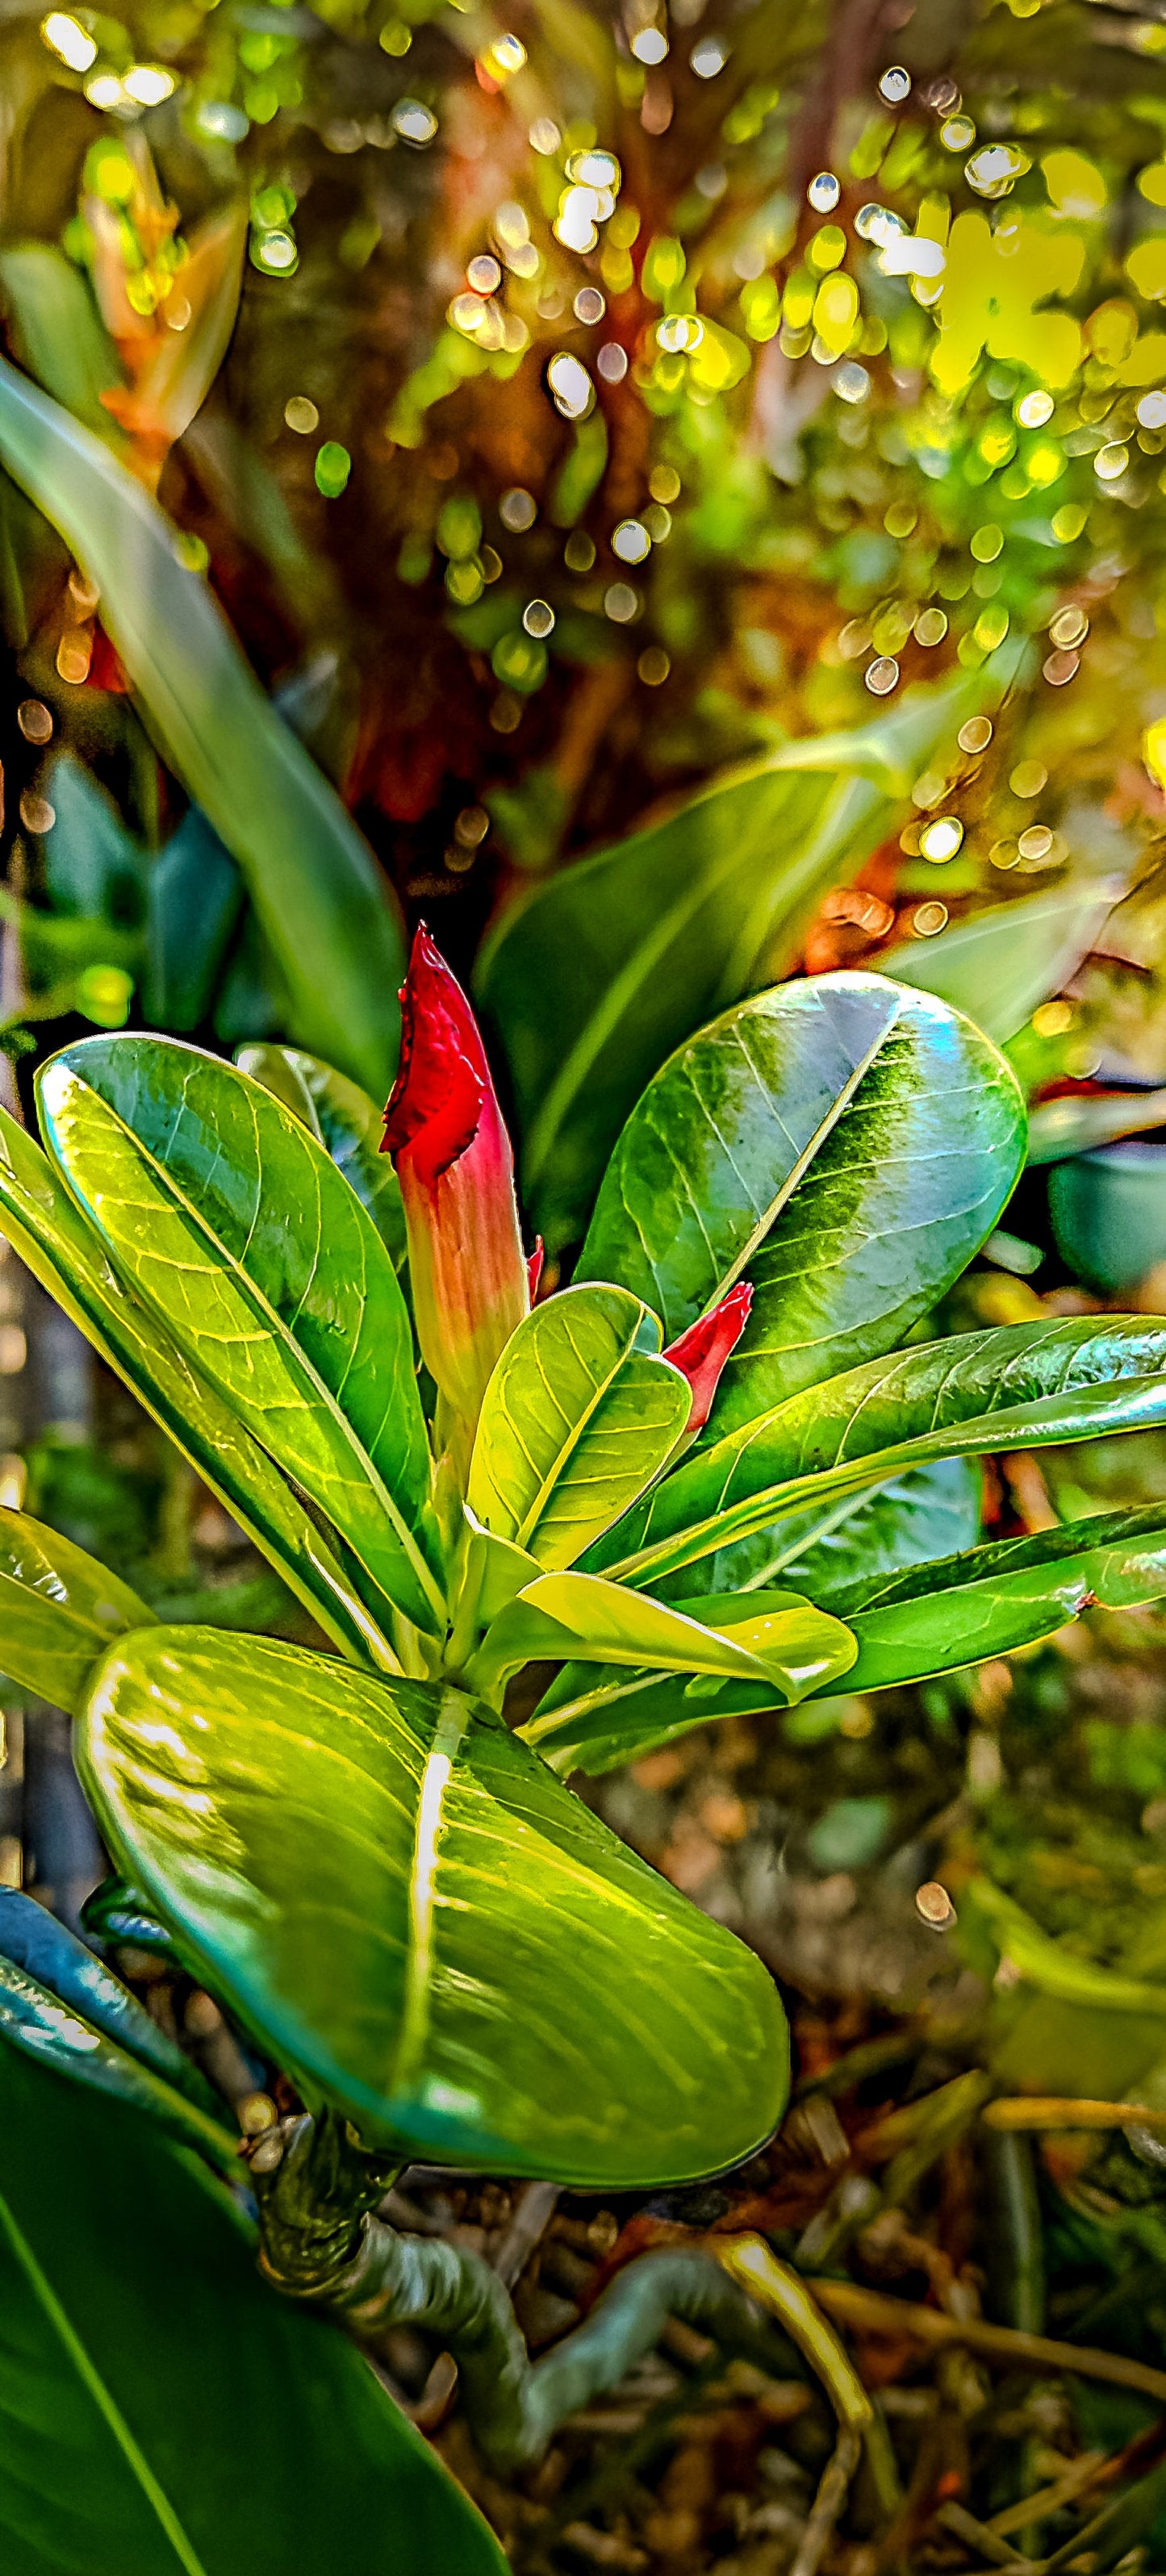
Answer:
255;2117;806;2474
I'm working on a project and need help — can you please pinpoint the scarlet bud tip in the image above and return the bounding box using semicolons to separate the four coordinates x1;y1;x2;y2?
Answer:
664;1281;753;1433
381;924;489;1185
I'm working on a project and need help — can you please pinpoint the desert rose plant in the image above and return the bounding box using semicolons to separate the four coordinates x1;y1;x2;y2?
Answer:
7;933;1166;2559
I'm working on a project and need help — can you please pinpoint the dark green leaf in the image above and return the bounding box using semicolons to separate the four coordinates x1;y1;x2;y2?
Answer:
0;1100;393;1667
521;1662;788;1778
0;357;403;1096
478;676;980;1251
879;880;1122;1043
0;1952;237;2169
0;1889;221;2118
467;1284;692;1568
80;1626;789;2187
591;1315;1166;1591
143;810;244;1033
817;1498;1166;1693
43;752;148;925
667;1457;982;1604
236;1042;407;1277
37;1037;443;1635
0;2035;508;2573
580;973;1026;1433
0;1504;153;1712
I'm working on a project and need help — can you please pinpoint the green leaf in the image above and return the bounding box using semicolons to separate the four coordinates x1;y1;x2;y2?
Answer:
0;1952;236;2169
592;1314;1166;1591
0;1889;223;2120
37;1036;444;1636
1027;1087;1166;1166
579;973;1026;1433
0;1504;153;1712
474;1568;855;1704
817;1498;1166;1693
879;880;1122;1043
0;244;126;444
43;752;148;925
0;2036;508;2574
143;809;244;1033
236;1042;408;1278
0;1100;394;1668
467;1284;692;1569
667;1457;982;1604
478;675;983;1251
80;1626;789;2187
0;356;403;1096
963;1877;1166;2016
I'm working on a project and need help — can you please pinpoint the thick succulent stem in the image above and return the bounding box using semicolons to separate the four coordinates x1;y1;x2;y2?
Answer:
254;2115;805;2474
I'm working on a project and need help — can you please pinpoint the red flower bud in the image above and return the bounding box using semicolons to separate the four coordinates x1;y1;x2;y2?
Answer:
382;928;528;1468
664;1283;753;1434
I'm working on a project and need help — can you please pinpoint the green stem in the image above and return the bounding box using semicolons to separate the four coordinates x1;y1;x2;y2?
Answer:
255;2116;806;2475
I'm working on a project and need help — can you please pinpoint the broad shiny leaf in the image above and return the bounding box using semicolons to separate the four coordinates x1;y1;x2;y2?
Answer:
880;880;1121;1043
478;677;980;1251
823;1499;1166;1692
0;1100;393;1667
468;1284;692;1569
237;1042;408;1277
0;1506;153;1712
0;2037;508;2574
80;1627;789;2187
0;356;403;1095
592;1315;1166;1590
38;1037;444;1635
580;973;1026;1434
476;1569;854;1705
524;1665;788;1778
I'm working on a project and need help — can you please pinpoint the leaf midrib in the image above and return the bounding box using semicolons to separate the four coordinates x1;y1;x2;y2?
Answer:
0;2182;210;2576
687;990;903;1321
512;1308;644;1553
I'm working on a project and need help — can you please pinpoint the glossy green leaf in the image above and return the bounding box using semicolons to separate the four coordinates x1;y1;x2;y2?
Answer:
0;1890;221;2118
592;1314;1166;1591
80;1626;789;2187
0;244;126;444
0;356;403;1096
667;1457;982;1604
467;1284;692;1569
237;1042;407;1277
0;1505;153;1712
819;1498;1166;1693
580;973;1026;1434
0;2036;508;2574
474;1568;855;1704
0;1100;394;1668
37;1036;444;1635
879;880;1122;1043
477;675;982;1252
1027;1086;1166;1166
